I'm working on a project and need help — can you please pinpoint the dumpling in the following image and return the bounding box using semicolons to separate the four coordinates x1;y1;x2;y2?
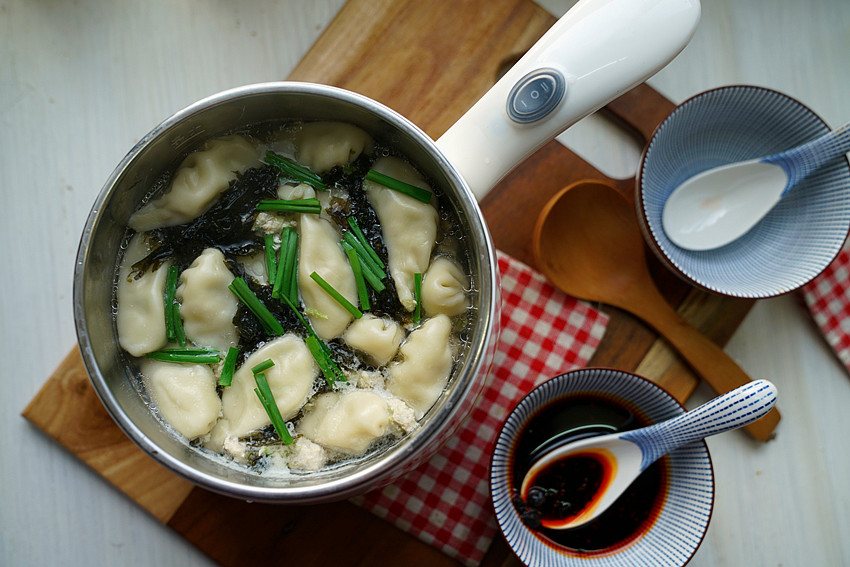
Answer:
421;256;470;317
213;334;317;440
298;390;391;455
343;314;404;366
116;233;170;357
141;359;221;439
129;135;261;231
176;248;239;353
388;314;454;417
365;156;438;311
295;122;373;173
299;214;358;340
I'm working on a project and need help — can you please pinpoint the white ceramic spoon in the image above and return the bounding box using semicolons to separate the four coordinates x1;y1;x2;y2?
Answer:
662;122;850;250
520;379;777;530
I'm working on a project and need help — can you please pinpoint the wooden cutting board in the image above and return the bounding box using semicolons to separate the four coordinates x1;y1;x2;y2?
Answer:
23;1;754;566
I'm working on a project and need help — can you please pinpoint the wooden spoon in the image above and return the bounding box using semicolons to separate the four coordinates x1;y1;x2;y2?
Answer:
532;181;780;441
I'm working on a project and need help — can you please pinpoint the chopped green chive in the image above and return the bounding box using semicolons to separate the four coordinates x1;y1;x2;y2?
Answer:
256;198;322;214
163;265;185;346
278;294;346;386
310;271;362;319
251;358;275;375
264;233;277;284
272;228;291;298
219;346;239;387
342;241;385;293
320;343;346;385
265;151;326;190
172;301;186;347
289;249;299;305
358;262;386;293
272;227;299;302
228;277;284;336
164;265;179;341
365;169;432;204
413;272;423;324
305;335;336;387
253;372;294;445
279;293;310;328
345;246;370;311
342;231;387;290
146;348;220;364
346;217;385;269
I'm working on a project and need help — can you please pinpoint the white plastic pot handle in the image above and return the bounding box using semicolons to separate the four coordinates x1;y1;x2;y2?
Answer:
436;0;701;200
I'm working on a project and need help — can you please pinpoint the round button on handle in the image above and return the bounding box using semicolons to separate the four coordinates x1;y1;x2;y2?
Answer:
436;0;701;200
506;69;566;124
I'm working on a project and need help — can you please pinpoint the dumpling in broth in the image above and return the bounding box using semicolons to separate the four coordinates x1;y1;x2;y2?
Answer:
129;135;262;231
116;233;169;357
176;248;239;353
421;256;470;317
299;214;358;340
388;314;454;417
343;314;404;366
141;359;221;440
365;156;438;312
295;122;373;173
298;390;391;455
213;334;317;441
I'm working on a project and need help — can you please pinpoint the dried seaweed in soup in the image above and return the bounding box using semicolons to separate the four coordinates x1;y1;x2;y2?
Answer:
132;165;280;275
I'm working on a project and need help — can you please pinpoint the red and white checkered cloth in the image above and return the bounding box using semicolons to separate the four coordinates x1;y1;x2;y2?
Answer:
801;248;850;373
351;250;609;566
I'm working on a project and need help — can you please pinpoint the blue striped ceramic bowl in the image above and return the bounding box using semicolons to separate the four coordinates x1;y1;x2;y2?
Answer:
490;368;713;567
638;85;850;298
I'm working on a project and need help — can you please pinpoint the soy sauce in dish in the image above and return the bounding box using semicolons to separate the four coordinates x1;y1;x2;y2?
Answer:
511;395;667;552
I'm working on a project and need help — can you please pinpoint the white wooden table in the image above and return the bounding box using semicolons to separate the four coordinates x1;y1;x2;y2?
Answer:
2;1;848;565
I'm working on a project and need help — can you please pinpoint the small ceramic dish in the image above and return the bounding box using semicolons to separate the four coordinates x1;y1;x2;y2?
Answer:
637;85;850;298
490;368;713;567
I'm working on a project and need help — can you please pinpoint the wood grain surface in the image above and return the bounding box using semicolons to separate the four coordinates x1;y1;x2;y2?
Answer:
22;0;760;565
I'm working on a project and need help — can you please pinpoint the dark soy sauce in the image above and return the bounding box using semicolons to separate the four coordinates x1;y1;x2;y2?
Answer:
511;395;667;552
522;452;611;527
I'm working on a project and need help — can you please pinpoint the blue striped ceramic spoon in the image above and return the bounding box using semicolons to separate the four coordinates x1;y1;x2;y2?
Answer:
663;122;850;250
520;379;777;530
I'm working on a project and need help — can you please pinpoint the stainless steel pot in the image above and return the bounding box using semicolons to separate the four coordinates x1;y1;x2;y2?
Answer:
74;0;700;504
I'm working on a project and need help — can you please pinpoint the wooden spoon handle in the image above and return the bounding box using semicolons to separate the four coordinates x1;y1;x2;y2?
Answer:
629;290;781;442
